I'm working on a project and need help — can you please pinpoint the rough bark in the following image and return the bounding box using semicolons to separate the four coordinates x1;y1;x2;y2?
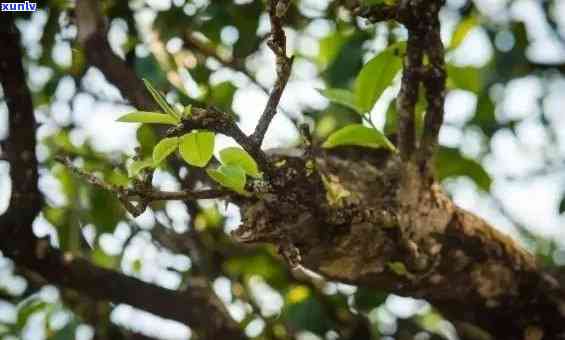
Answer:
233;147;565;339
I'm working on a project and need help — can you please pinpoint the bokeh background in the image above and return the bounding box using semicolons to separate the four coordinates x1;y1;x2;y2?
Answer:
1;0;565;339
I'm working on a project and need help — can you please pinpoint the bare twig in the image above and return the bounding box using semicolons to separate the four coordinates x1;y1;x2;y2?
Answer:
55;156;230;217
251;0;294;147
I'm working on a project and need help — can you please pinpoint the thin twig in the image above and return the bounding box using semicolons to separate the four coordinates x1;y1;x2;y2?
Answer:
55;156;230;217
251;0;294;147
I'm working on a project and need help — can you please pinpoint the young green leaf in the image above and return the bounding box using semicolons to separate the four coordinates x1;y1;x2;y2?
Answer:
435;146;492;191
447;64;481;93
449;16;478;50
219;147;260;178
321;88;361;113
387;262;409;277
183;104;192;118
117;111;179;125
322;124;396;151
179;131;215;167
152;137;179;165
143;79;181;120
354;42;405;112
206;164;248;194
128;158;154;177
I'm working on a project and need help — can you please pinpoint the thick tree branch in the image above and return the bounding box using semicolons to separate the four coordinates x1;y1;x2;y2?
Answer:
0;14;42;236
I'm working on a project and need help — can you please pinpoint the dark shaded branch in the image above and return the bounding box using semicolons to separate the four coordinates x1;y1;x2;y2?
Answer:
419;1;447;164
183;32;265;92
251;0;294;147
396;31;423;159
343;0;400;23
2;236;245;340
0;14;42;240
75;0;156;111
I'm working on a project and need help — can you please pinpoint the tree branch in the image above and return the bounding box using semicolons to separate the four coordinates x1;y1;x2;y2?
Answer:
0;14;42;236
419;0;447;165
251;0;294;147
75;0;156;111
56;155;230;216
396;31;423;159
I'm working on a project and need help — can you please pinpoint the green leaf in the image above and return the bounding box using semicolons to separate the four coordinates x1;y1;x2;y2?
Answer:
117;111;179;125
179;131;215;167
219;147;261;178
354;42;405;112
128;158;154;177
152;137;179;165
206;164;247;194
321;88;361;113
450;15;479;50
447;65;481;93
183;104;192;118
322;124;396;151
17;299;48;330
387;261;409;276
143;79;181;120
435;146;492;191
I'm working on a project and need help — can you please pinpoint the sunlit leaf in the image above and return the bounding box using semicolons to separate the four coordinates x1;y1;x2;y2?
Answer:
17;299;48;330
143;79;181;120
219;147;260;178
321;88;361;113
354;42;405;112
206;164;247;194
450;15;479;50
435;146;491;191
387;261;409;276
179;131;215;167
128;158;154;177
152;137;179;165
183;104;192;118
117;111;179;125
447;64;481;93
322;124;396;151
